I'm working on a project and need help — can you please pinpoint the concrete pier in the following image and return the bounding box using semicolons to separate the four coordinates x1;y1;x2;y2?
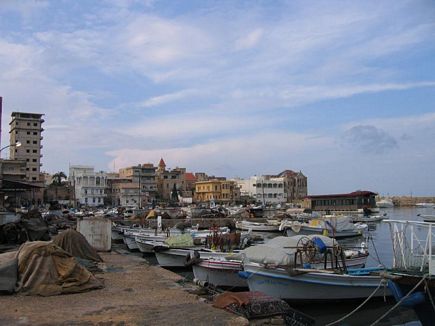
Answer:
0;249;247;325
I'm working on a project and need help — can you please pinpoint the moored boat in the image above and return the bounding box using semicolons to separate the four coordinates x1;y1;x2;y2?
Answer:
280;216;367;239
240;263;390;301
235;220;281;232
192;235;369;288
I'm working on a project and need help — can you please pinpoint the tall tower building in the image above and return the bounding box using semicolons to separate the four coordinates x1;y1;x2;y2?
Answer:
9;112;44;182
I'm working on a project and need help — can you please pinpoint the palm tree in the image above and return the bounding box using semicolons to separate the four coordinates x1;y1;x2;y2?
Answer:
51;172;67;186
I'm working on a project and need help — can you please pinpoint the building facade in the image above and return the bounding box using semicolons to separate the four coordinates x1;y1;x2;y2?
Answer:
277;170;308;201
119;163;157;206
69;165;107;207
304;191;378;211
9;112;44;182
194;179;240;203
155;158;192;201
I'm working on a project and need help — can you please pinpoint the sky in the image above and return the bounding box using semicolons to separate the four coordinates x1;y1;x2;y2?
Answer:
0;0;435;196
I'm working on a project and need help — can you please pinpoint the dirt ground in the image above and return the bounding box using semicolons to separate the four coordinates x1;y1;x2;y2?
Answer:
0;250;248;326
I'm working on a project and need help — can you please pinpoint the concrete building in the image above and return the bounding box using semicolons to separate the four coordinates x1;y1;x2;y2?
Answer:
111;182;141;207
119;163;157;206
277;170;308;201
234;170;307;205
194;179;240;204
9;112;44;182
0;159;27;208
69;165;107;207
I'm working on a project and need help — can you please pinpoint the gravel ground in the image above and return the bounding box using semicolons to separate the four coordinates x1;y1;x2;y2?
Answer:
0;249;248;326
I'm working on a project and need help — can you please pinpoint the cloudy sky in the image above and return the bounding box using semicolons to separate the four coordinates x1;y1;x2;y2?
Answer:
1;0;434;195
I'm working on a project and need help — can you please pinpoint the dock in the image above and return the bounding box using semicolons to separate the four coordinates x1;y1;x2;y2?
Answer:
0;249;247;326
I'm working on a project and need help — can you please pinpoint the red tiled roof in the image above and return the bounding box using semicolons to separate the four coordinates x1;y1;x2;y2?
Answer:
185;172;196;181
306;191;377;199
158;158;166;167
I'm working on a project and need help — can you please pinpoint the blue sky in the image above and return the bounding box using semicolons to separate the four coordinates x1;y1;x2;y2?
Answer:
1;0;435;195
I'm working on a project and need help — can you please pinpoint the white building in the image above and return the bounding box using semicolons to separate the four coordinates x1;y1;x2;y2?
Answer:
69;165;107;207
235;176;286;204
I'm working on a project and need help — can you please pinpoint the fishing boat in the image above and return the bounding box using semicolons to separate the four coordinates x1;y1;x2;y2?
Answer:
154;230;249;268
382;220;435;326
351;214;388;223
235;220;281;232
240;264;390;301
280;216;367;239
417;214;435;223
192;235;369;288
376;198;395;208
415;203;435;208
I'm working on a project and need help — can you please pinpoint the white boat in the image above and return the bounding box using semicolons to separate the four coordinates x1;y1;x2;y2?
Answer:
415;203;435;208
122;232;139;250
241;263;390;301
135;235;167;253
280;216;367;239
192;235;369;288
192;259;245;288
235;220;280;232
376;198;394;208
155;247;234;267
351;214;388;223
418;214;435;223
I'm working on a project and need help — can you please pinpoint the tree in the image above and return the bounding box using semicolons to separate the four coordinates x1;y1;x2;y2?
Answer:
51;172;67;186
171;183;179;202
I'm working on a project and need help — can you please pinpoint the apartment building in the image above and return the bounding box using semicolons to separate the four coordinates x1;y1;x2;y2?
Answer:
234;170;308;204
9;112;44;182
119;163;157;205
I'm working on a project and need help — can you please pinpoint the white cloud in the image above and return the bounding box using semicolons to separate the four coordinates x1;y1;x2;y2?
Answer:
235;28;264;50
140;89;200;108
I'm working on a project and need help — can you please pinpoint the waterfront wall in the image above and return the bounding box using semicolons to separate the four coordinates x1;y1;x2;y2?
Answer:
388;196;435;207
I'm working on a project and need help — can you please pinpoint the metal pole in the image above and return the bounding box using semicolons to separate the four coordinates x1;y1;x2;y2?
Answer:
138;166;141;209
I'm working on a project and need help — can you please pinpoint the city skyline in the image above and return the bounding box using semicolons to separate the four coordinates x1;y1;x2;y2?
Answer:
1;1;435;196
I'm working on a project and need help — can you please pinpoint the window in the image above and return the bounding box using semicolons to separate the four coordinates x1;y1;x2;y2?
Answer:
33;123;37;126
32;168;37;171
33;141;37;144
26;168;29;171
26;159;29;162
27;132;30;135
32;150;37;153
33;132;37;135
27;122;30;126
32;159;37;162
26;140;30;144
32;177;37;181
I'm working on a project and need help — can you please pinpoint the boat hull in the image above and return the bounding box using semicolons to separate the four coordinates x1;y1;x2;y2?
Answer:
285;227;363;239
243;264;390;301
123;235;139;250
154;248;238;267
192;260;246;288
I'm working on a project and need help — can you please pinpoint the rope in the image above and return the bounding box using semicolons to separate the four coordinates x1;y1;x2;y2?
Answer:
424;279;435;312
369;274;428;326
369;235;383;266
325;280;386;326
